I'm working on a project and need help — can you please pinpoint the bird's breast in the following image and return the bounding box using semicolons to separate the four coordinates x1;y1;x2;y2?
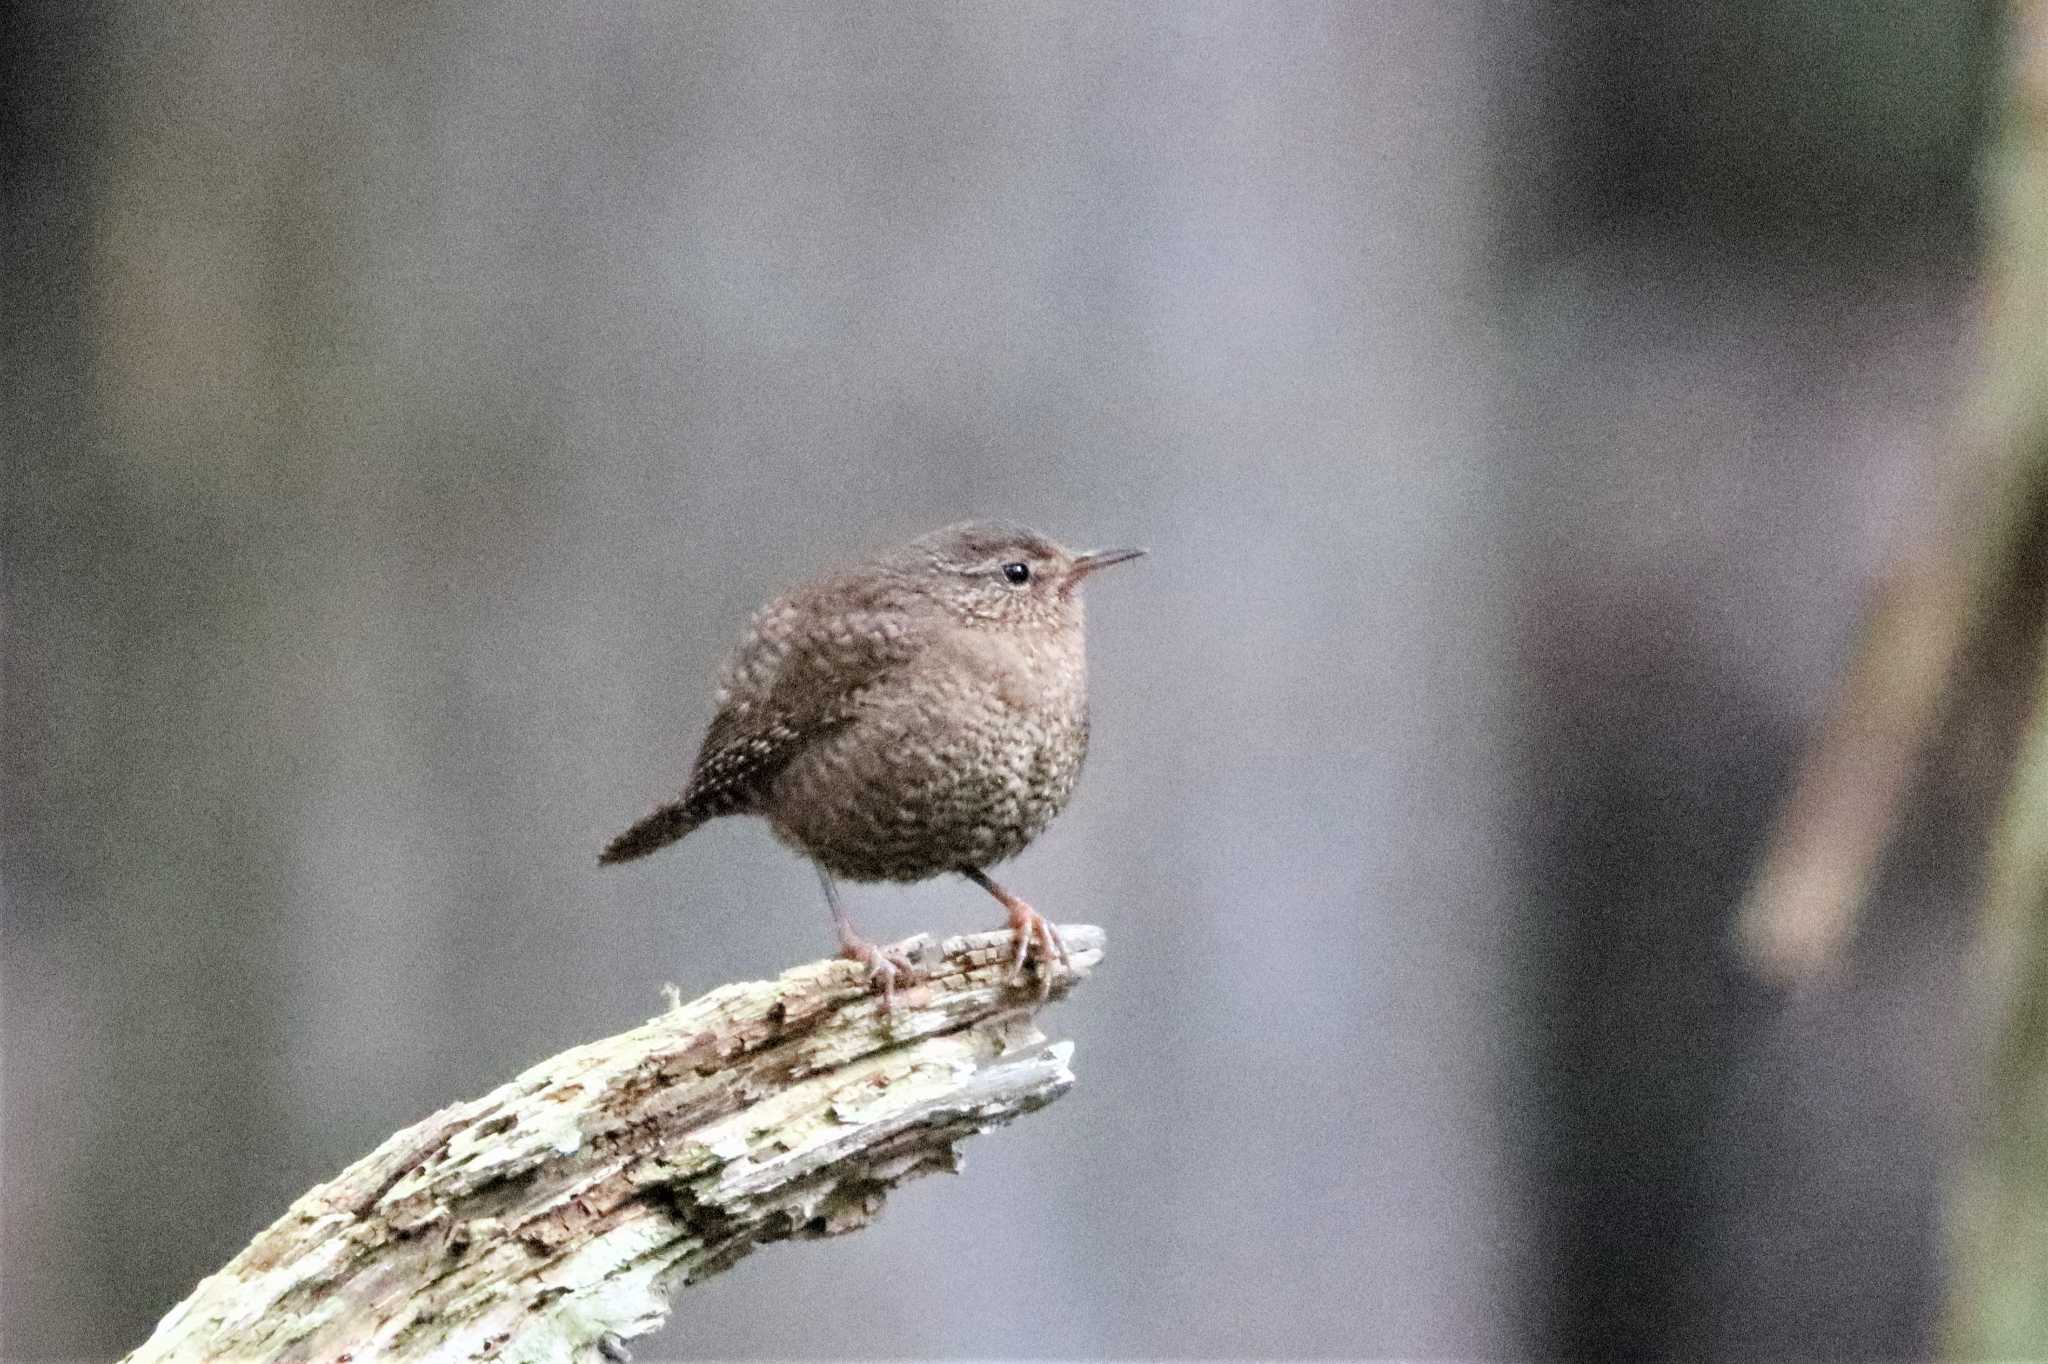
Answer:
764;625;1090;881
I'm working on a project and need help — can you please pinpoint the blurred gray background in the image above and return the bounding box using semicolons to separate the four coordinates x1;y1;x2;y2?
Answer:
2;2;2003;1359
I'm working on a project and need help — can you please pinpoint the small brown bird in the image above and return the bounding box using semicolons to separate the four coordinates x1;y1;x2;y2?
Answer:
600;521;1144;1002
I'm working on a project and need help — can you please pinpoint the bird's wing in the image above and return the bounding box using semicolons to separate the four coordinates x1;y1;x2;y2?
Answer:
694;580;932;806
599;577;935;865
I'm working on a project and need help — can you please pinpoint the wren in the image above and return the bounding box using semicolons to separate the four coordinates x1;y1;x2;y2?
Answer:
600;521;1144;1002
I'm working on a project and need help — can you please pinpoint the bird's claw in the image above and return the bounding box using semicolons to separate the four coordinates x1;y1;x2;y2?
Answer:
1005;902;1069;1000
840;938;919;1009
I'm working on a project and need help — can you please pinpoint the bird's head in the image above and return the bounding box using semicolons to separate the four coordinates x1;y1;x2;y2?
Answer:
904;520;1145;629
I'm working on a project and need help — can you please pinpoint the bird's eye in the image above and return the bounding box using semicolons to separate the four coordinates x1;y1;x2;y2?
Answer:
1002;562;1031;585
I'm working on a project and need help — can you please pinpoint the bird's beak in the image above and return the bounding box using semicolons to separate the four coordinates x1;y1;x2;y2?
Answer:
1069;546;1148;582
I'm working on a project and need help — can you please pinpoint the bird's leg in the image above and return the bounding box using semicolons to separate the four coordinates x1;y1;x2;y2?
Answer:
961;867;1068;999
817;865;917;1007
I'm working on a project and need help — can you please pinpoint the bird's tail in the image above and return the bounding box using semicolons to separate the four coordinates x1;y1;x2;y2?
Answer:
597;799;707;865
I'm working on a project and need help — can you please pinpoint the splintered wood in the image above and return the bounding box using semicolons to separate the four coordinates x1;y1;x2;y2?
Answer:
123;925;1105;1364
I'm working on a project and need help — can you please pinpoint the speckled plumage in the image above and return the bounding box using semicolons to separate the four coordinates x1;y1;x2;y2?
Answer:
600;521;1141;996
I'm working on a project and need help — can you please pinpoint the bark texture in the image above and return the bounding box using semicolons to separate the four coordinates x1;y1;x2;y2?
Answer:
122;925;1105;1364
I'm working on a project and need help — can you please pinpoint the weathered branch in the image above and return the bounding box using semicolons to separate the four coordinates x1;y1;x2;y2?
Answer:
121;925;1106;1364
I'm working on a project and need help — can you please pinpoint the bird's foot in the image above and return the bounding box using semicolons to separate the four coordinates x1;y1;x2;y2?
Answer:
839;936;919;1009
1003;899;1070;1001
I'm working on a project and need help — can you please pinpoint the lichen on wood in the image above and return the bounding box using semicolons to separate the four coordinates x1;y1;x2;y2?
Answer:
121;924;1105;1364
